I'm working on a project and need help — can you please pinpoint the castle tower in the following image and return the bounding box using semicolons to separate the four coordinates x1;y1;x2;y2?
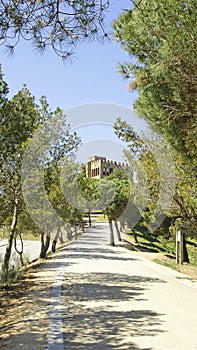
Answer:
85;156;126;179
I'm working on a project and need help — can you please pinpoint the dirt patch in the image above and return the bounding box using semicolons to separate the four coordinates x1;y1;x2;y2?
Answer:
0;238;77;349
0;258;57;350
178;264;197;279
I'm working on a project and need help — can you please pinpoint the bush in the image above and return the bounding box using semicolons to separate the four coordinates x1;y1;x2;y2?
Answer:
0;253;24;288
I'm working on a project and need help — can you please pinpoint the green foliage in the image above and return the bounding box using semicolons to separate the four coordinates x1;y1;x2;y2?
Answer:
114;118;197;242
0;82;44;228
0;0;109;59
170;157;197;237
113;2;197;247
0;67;81;265
103;168;130;221
47;168;84;227
113;0;197;167
0;254;24;288
0;67;9;105
114;119;160;228
77;165;101;207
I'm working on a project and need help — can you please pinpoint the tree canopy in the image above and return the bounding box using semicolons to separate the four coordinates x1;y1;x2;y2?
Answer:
0;0;109;58
114;117;197;262
113;0;197;167
0;68;81;273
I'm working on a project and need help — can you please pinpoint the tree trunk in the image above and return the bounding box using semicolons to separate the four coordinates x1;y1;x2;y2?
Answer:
51;239;57;253
58;227;64;244
3;198;18;273
88;211;92;227
114;221;121;241
75;226;78;239
52;227;62;253
183;233;189;263
81;220;85;233
40;233;50;259
133;231;138;243
14;231;24;266
67;227;72;240
108;217;114;246
120;219;126;233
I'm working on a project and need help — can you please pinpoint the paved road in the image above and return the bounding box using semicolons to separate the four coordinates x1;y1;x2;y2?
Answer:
0;240;41;268
46;223;197;350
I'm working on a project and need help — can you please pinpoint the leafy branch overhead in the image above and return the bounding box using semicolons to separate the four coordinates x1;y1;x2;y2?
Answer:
0;0;109;58
113;0;197;167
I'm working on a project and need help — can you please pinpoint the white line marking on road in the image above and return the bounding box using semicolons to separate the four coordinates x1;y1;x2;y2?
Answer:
47;266;65;350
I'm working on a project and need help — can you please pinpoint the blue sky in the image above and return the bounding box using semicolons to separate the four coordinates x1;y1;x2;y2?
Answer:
0;39;135;111
0;1;148;163
0;1;134;109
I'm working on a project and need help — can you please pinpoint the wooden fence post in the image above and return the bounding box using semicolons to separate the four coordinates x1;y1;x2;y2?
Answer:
176;230;183;265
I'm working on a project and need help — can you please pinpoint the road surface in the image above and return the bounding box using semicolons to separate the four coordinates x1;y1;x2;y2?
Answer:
0;240;41;268
47;223;197;350
1;223;197;350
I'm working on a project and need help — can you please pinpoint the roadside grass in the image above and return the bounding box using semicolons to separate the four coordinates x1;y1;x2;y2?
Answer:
0;229;39;288
0;253;26;289
19;232;40;241
0;228;40;241
185;242;197;266
127;229;175;254
0;265;24;289
127;229;197;269
94;214;108;222
83;213;108;223
154;258;182;272
154;252;197;277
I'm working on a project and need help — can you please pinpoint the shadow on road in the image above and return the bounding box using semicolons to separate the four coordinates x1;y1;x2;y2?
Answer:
0;225;167;350
61;272;166;350
0;253;74;350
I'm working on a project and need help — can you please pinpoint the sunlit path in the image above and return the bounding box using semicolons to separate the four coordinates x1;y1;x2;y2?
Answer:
47;223;197;350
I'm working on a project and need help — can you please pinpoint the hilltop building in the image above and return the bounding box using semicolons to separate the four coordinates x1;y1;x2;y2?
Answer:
85;155;127;179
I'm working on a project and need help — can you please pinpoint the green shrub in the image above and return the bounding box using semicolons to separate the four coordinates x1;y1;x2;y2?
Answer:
0;254;24;288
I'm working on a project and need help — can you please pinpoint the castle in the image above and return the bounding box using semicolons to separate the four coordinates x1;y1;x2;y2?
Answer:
85;155;127;179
